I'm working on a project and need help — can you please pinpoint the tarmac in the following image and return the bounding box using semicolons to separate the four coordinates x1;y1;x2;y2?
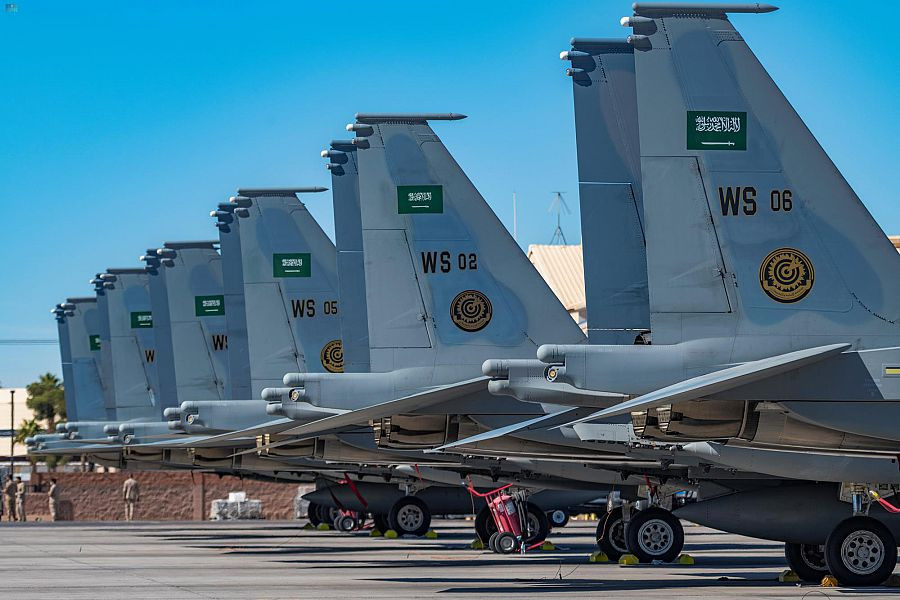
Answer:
1;519;898;599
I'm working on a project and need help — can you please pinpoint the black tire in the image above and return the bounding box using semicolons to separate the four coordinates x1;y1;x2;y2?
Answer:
335;514;357;532
496;531;518;554
388;496;432;537
316;504;339;527
372;513;390;533
596;507;629;561
624;507;684;563
523;502;550;545
784;542;829;583
474;505;497;542
488;531;500;553
547;509;569;529
307;502;323;527
825;516;897;586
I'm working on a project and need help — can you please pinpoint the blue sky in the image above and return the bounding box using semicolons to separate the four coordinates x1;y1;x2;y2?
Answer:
0;1;897;387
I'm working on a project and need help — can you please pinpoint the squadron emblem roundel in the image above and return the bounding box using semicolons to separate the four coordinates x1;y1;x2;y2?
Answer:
758;248;815;303
450;290;492;332
320;339;344;373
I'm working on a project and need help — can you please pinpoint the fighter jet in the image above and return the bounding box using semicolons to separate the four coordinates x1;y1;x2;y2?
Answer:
469;2;900;585
166;186;610;536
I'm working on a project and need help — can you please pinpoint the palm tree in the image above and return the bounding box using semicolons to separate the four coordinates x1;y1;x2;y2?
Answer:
26;373;65;430
13;418;42;467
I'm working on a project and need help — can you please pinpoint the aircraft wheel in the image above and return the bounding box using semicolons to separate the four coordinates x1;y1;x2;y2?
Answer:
523;502;550;545
596;507;628;561
334;513;358;532
388;496;431;537
307;502;323;527
825;516;897;586
784;542;829;582
372;513;390;533
624;507;684;563
488;531;500;553
495;531;518;554
548;509;569;529
474;505;497;543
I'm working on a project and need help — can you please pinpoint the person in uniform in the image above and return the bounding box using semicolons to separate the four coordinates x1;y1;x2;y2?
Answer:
122;475;139;521
2;475;14;521
15;476;26;522
48;478;59;521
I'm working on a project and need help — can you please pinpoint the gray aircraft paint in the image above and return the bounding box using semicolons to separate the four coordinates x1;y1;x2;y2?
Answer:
91;274;115;419
628;5;900;350
566;38;649;344
533;5;900;453
235;190;341;397
279;115;585;416
146;241;228;409
53;297;106;421
99;268;159;421
214;202;252;400
355;115;585;373
325;141;371;374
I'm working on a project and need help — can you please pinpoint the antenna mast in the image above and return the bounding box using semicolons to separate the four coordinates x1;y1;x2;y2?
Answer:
548;191;570;245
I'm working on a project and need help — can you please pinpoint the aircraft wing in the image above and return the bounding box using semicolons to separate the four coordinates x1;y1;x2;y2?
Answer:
275;376;490;438
179;418;299;448
561;343;851;426
432;406;598;452
127;435;219;449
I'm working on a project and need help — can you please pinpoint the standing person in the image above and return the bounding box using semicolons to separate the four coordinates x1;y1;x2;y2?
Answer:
48;478;59;522
2;475;14;522
15;477;26;522
122;475;139;521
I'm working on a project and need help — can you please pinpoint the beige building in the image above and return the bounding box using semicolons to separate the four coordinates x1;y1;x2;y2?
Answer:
0;388;34;460
528;244;587;331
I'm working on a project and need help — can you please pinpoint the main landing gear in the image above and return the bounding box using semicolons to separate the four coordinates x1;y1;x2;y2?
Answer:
596;498;685;563
819;485;898;586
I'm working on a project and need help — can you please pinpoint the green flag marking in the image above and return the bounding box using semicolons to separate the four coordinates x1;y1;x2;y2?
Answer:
273;253;311;278
397;185;443;214
194;295;225;317
687;111;747;151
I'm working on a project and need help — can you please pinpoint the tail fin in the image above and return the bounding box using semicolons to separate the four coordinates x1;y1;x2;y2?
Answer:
144;242;227;409
53;297;107;421
352;113;585;373
96;268;159;421
213;202;252;400
626;3;900;350
324;141;372;373
233;188;341;396
563;38;649;344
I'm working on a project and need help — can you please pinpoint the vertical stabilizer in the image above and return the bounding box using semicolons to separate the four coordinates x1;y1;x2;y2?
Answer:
324;141;372;373
98;268;158;421
234;189;340;397
564;38;649;344
213;203;252;399
54;297;107;421
626;3;900;352
352;113;585;374
145;242;228;409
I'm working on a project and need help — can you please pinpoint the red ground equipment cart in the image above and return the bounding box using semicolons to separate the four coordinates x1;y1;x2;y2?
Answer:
468;482;545;554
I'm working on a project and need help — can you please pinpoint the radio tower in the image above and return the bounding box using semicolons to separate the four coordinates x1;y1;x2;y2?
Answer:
548;191;570;245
